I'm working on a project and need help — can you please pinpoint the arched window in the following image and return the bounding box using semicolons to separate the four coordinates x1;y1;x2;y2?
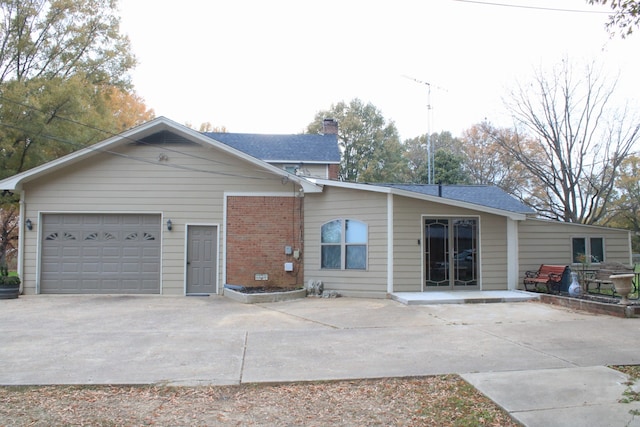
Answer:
321;219;367;270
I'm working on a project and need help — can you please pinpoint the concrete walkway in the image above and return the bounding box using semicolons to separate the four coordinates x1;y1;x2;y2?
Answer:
1;295;640;426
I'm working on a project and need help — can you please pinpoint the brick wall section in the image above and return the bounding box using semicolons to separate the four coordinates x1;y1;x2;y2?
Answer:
227;196;303;288
328;164;339;180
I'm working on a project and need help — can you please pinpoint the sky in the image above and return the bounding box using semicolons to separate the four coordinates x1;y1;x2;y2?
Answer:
117;0;640;140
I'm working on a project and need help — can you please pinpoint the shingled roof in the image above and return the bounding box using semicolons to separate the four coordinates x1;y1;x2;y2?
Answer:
377;183;534;214
204;132;341;164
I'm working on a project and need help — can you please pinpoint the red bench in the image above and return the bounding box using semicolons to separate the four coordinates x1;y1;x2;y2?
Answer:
523;265;569;293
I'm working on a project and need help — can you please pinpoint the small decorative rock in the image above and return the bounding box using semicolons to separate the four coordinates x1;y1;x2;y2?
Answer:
322;290;340;298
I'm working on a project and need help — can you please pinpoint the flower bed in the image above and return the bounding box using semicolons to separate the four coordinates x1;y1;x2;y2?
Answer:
223;284;306;304
538;293;640;318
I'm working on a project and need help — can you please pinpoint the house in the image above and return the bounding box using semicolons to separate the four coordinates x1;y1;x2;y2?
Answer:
0;117;632;296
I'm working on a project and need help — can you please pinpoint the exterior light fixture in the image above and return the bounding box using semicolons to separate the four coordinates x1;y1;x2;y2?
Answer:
166;219;172;231
25;219;33;231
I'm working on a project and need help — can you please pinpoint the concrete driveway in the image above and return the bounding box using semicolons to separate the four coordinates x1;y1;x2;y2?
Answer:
2;295;640;426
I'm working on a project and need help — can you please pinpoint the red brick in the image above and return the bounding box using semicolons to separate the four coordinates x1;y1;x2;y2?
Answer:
227;196;303;288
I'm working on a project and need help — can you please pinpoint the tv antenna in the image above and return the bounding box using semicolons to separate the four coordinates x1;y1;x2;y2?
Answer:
402;75;447;185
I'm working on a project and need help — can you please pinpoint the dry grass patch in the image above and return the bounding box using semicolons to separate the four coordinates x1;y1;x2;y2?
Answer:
0;375;517;426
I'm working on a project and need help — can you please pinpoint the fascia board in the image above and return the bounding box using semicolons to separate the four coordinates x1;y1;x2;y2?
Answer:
264;160;341;165
310;179;527;220
0;116;323;194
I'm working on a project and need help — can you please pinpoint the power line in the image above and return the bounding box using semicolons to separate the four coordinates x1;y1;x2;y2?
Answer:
0;95;247;170
0;116;283;182
0;94;297;181
451;0;610;14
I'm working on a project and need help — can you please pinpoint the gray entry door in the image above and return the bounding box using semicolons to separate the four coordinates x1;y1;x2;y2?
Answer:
186;225;217;295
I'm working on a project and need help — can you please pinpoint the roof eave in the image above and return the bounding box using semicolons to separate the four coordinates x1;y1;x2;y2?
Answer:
308;179;529;220
264;160;341;164
0;117;323;193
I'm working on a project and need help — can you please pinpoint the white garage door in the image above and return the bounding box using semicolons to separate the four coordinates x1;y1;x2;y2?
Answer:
41;214;161;294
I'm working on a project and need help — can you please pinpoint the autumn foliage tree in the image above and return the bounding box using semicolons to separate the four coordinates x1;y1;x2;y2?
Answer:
606;155;640;251
0;0;153;178
495;60;640;224
461;122;533;197
0;0;153;270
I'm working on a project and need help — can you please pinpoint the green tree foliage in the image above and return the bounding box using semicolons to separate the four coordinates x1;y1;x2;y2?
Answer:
307;98;407;182
0;0;150;268
403;132;467;184
0;0;135;85
0;0;147;178
433;150;468;185
606;155;640;251
588;0;640;38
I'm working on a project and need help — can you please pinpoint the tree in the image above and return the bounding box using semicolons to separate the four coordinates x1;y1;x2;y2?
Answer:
307;99;407;182
102;87;155;132
0;0;141;177
496;60;640;224
460;122;532;196
0;197;19;272
403;134;468;184
433;150;468;185
588;0;640;38
0;0;145;271
403;131;464;184
0;0;135;86
606;155;640;251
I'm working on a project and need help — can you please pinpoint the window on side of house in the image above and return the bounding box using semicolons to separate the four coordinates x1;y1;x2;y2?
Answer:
321;219;368;270
572;237;604;264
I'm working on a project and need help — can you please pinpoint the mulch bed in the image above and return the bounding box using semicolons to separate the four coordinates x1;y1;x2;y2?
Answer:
0;376;517;426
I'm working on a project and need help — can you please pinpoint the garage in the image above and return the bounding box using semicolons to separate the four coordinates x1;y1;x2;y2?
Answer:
40;214;161;294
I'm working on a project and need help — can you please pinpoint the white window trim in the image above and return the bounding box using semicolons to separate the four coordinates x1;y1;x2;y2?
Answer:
571;236;605;265
320;218;368;270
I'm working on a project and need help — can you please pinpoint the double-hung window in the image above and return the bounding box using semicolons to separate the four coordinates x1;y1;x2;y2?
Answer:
321;219;367;269
572;237;604;264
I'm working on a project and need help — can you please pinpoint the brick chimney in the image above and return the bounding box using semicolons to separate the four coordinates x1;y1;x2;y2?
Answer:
322;118;338;135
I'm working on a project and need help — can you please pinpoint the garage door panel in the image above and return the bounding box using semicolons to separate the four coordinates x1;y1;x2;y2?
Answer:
82;263;100;273
82;247;100;256
41;214;161;294
61;263;79;273
122;263;140;273
142;262;160;273
122;247;141;257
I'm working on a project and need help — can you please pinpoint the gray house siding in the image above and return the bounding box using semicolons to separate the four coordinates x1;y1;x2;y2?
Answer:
304;186;388;298
518;219;632;288
20;138;295;295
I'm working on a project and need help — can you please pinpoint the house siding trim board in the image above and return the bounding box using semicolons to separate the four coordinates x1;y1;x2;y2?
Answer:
507;218;519;290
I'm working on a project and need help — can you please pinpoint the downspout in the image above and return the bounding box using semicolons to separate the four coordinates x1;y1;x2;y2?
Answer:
387;193;394;294
18;191;25;294
506;218;519;290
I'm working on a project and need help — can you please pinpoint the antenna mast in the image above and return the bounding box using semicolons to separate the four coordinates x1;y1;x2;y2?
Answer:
403;75;446;185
